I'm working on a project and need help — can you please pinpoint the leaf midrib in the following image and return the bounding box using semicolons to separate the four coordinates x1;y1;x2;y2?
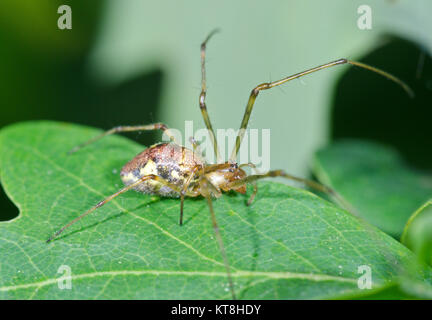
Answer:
0;269;358;293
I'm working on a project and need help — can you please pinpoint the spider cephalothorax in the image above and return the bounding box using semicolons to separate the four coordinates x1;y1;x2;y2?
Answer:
205;162;248;195
47;30;412;300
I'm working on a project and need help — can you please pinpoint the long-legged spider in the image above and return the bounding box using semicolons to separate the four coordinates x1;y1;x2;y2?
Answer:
47;30;412;299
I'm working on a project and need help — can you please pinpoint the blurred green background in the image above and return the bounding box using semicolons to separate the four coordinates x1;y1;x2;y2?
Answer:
0;0;431;221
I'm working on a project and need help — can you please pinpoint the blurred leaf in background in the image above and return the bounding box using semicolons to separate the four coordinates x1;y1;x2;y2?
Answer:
318;28;432;240
332;37;432;170
402;200;432;266
314;140;432;238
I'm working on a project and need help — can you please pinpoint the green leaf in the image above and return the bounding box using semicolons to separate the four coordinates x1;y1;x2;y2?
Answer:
314;140;432;238
0;121;430;299
334;280;432;300
401;200;432;266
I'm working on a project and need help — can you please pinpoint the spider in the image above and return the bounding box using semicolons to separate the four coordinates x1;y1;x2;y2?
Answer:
46;30;412;299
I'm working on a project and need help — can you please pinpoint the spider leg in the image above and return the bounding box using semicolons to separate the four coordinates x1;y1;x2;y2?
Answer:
47;174;182;243
239;163;258;206
227;169;355;214
199;30;221;163
230;59;414;161
204;163;231;173
179;164;203;226
188;136;207;162
247;183;258;206
68;123;178;154
200;177;236;300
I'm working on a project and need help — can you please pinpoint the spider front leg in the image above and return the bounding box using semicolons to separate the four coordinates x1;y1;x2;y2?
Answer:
200;177;236;300
229;59;414;162
46;174;183;243
239;163;258;206
227;169;354;213
68;123;178;154
199;29;221;163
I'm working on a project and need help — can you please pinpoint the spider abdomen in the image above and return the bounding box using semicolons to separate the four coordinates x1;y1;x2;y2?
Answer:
120;143;204;197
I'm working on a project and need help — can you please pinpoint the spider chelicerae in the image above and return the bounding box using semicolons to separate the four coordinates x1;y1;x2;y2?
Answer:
47;30;412;299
